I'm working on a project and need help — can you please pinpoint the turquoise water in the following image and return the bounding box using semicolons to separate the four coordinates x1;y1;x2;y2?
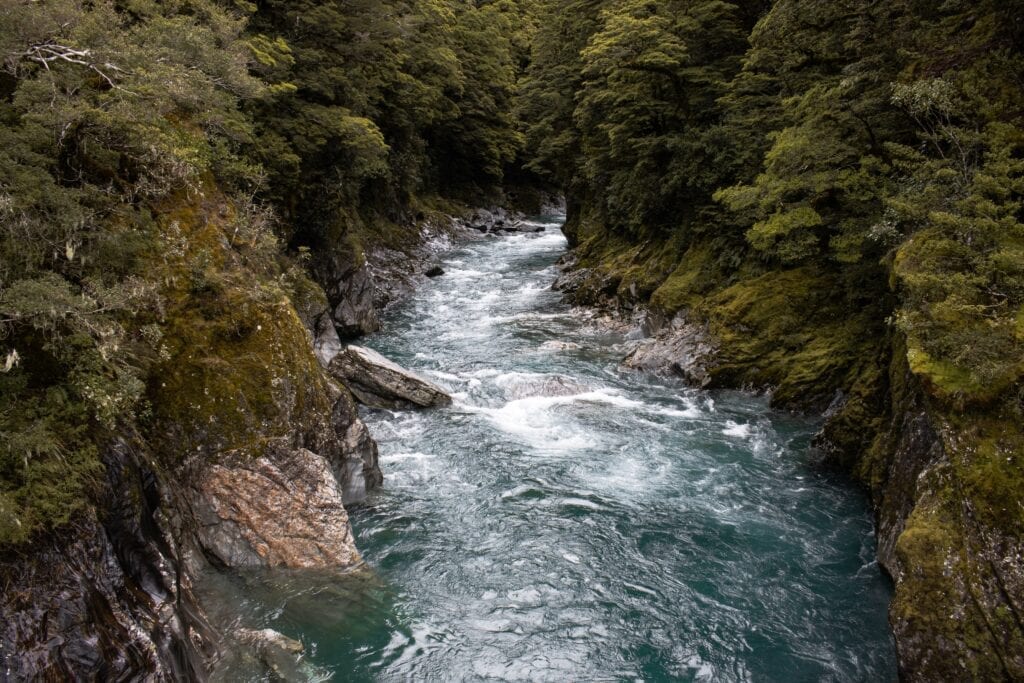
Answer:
215;217;897;681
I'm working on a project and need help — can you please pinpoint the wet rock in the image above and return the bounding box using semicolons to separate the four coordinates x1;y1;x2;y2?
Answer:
314;248;380;339
539;340;582;352
192;440;361;570
496;373;591;400
311;309;343;367
621;312;717;388
0;438;212;681
329;346;452;410
425;265;445;278
460;207;528;235
326;384;382;503
552;266;620;306
237;628;307;680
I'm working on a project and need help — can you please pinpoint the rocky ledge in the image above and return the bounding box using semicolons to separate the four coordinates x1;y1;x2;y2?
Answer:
329;345;452;410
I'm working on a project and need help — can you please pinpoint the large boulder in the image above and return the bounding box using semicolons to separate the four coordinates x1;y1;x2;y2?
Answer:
192;440;361;569
328;346;452;410
621;312;717;388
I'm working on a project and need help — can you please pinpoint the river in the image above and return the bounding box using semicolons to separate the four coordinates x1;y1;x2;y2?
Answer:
214;214;897;681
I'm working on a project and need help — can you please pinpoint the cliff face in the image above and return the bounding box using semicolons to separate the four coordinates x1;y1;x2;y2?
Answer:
866;348;1024;680
0;189;383;679
557;213;1024;681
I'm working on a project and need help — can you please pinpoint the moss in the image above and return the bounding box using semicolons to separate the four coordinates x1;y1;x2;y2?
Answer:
145;188;336;464
571;217;687;305
649;241;718;313
888;418;1024;679
567;217;886;413
905;342;1020;407
696;266;885;411
951;410;1024;539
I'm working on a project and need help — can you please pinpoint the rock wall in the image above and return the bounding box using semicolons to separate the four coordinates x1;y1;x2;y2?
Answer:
0;189;384;680
0;436;213;681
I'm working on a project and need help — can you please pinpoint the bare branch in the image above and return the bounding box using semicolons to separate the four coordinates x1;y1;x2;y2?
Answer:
17;40;132;93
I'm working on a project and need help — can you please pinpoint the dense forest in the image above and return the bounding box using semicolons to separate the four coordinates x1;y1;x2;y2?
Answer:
1;0;1022;680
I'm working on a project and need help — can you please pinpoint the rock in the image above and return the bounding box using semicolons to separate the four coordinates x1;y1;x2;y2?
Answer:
237;628;307;681
425;264;445;278
496;373;590;399
237;628;304;656
552;266;620;306
192;441;362;570
461;207;529;236
312;309;343;367
621;312;717;388
314;248;380;339
0;438;213;681
326;385;382;504
539;340;582;352
328;346;452;409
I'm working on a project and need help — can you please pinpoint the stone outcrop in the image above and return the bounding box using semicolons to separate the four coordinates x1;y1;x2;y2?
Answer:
621;312;716;388
0;437;214;681
462;207;523;234
315;249;380;339
192;441;361;570
852;345;1024;680
328;346;452;410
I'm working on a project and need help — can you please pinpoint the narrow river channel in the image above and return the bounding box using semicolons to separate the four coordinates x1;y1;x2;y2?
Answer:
215;215;897;681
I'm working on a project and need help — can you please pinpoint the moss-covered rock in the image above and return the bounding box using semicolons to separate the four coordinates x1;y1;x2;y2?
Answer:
864;340;1024;680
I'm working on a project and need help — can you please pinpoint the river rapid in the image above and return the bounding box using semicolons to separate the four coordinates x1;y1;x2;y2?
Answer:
214;215;897;681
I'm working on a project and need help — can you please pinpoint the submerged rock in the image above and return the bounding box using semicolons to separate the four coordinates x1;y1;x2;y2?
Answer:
425;264;445;278
329;346;452;409
496;373;590;399
236;628;307;680
539;340;582;352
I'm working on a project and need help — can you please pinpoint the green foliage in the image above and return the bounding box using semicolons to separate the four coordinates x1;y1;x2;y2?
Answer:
0;0;263;544
247;0;526;244
0;0;543;546
526;0;1023;410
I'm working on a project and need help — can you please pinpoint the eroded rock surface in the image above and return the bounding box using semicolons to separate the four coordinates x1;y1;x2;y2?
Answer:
0;438;213;681
192;441;361;570
315;249;380;339
329;345;452;409
621;312;716;388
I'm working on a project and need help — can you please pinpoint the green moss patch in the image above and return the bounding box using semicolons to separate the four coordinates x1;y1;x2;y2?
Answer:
147;190;335;463
697;267;885;411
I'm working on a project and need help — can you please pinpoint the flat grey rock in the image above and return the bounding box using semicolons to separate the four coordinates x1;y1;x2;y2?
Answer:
329;345;452;409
